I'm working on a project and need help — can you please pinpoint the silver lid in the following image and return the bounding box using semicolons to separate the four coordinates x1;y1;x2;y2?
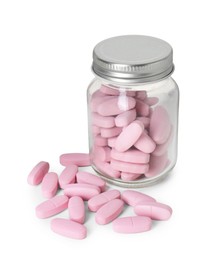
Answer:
92;35;174;83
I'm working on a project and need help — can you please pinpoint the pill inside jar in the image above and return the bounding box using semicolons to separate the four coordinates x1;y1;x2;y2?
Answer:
87;35;179;187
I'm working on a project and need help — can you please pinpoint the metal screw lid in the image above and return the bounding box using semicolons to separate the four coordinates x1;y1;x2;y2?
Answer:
92;35;174;83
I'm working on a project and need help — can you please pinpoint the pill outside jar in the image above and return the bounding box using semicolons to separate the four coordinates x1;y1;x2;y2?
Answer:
87;35;179;188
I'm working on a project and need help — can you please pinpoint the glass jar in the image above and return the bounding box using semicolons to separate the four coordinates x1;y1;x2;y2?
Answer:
87;35;179;188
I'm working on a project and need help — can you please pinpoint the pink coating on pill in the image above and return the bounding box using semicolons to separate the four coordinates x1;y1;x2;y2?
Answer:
121;190;156;206
108;137;117;148
150;106;171;144
92;112;115;128
90;95;113;112
51;218;87;240
136;91;147;100
134;201;172;220
97;96;136;116
64;183;101;200
144;97;159;106
68;196;85;224
58;165;78;189
121;172;142;181
95;199;124;225
111;159;149;174
41;172;58;199
100;127;122;138
152;126;173;156
88;190;121;212
115;120;144;152
36;195;69;219
76;171;106;192
93;159;121;178
134;132;156;153
136;99;150;116
111;148;150;164
92;146;111;162
60;153;90;167
115;109;137;127
113;216;152;234
27;161;49;185
145;153;168;178
136;116;150;128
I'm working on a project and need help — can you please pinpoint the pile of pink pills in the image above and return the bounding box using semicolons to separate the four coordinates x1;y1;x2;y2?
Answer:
28;153;172;240
89;85;173;181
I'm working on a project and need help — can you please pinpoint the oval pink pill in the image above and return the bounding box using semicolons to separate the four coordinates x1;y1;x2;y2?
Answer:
111;148;150;164
115;120;144;152
41;172;58;199
145;153;168;178
134;132;156;153
94;134;108;147
27;161;49;185
64;183;101;200
115;109;136;127
136;99;150;116
60;153;90;167
111;159;149;174
59;165;78;189
95;199;124;225
36;195;69;219
134;201;172;220
121;172;142;181
68;196;85;224
92;146;111;162
88;190;121;212
121;190;156;206
92;112;115;128
113;216;152;234
76;171;106;192
100;85;120;95
51;218;87;240
93;159;121;178
100;127;122;138
150;106;171;144
97;96;136;116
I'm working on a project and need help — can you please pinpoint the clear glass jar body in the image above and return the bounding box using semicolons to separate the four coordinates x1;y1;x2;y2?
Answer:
87;76;179;188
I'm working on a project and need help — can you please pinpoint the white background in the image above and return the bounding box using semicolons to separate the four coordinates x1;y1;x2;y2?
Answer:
0;0;215;259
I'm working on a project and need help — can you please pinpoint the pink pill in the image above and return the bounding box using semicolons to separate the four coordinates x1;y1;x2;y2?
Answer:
115;109;136;127
93;159;121;178
150;106;171;144
92;125;100;135
90;95;113;112
64;183;101;200
134;132;156;153
111;159;149;174
115;120;144;152
27;161;49;185
76;171;106;192
100;127;122;138
134;201;172;220
100;85;120;95
108;137;117;148
92;146;111;162
136;91;147;100
94;134;108;146
60;153;90;167
136;116;150;128
59;165;78;189
97;96;136;116
92;112;115;128
68;196;85;224
111;148;150;164
145;153;168;178
36;195;69;219
51;218;87;240
121;172;142;181
41;172;58;199
88;190;121;212
113;216;152;234
95;199;124;225
152;126;173;156
144;97;159;106
136;99;150;116
121;190;156;206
